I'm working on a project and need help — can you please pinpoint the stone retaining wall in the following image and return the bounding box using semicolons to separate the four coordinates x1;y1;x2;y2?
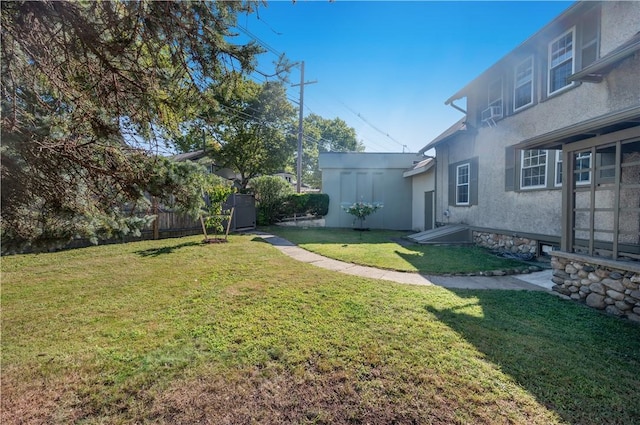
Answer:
551;253;640;323
473;231;537;255
276;217;325;228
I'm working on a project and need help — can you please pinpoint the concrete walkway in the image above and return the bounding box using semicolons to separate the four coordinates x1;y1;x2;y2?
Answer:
255;233;553;292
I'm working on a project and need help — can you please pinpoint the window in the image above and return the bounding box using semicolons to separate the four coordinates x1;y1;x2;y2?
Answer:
449;158;477;207
456;163;470;205
556;151;591;186
555;150;563;186
574;152;591;183
581;7;599;68
514;57;534;110
521;149;547;188
487;79;503;117
548;28;575;95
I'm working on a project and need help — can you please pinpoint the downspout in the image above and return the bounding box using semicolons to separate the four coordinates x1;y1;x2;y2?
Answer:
446;99;467;115
433;156;438;228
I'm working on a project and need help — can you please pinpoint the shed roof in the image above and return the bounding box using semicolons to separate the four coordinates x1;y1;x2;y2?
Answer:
318;152;419;170
419;117;468;153
170;150;207;162
402;157;435;178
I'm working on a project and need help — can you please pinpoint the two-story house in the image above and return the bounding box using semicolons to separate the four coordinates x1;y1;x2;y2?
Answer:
418;1;640;314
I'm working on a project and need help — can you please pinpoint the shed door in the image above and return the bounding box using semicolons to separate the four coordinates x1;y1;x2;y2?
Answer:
424;191;434;231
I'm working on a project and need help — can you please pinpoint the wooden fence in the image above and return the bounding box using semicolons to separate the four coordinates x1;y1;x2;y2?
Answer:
146;193;256;240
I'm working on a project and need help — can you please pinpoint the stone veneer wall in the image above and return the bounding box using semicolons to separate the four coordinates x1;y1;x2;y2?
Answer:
473;231;537;255
551;252;640;323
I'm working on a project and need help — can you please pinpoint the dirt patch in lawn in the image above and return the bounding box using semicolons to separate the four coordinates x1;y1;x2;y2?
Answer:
148;364;462;425
1;369;85;424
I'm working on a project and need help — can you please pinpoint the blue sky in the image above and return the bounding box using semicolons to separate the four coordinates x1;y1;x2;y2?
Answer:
236;1;573;154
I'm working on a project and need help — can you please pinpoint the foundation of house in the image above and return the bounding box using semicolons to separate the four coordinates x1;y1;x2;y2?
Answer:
550;251;640;322
473;231;538;255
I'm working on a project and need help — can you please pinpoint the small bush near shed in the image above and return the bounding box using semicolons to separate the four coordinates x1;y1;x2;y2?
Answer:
250;176;293;225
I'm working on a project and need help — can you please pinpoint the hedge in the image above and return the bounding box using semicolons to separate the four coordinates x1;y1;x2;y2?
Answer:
283;193;329;217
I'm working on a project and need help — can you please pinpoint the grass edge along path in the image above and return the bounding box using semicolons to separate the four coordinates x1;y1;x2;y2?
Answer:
262;226;534;275
2;234;639;424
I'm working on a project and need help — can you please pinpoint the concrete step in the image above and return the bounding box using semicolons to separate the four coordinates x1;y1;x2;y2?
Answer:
407;224;472;244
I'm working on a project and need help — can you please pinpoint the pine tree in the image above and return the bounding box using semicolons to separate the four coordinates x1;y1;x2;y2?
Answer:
1;1;264;252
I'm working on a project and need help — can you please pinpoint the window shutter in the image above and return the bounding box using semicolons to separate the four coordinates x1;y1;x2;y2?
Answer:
470;157;479;205
505;146;516;191
448;163;455;206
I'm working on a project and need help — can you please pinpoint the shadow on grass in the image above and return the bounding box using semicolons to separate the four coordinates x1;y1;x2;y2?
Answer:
394;246;530;275
135;241;202;257
261;226;411;246
263;227;533;274
425;289;640;425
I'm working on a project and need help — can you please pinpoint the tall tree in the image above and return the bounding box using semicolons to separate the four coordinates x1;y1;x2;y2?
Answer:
1;1;267;253
301;114;364;188
207;78;297;189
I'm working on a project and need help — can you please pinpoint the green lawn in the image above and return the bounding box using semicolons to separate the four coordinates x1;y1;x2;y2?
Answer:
2;234;639;424
263;226;531;274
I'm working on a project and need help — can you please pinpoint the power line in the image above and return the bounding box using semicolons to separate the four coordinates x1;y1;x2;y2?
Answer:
336;99;406;150
237;20;394;153
229;21;406;153
255;8;283;36
236;25;282;58
301;93;407;152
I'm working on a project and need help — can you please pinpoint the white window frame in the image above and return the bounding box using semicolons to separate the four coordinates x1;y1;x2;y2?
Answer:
574;152;592;184
514;56;534;111
555;150;563;187
555;151;591;186
521;149;547;189
548;27;575;96
456;163;470;205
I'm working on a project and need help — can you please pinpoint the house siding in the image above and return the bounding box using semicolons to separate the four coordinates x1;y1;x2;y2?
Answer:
434;1;640;243
600;1;640;55
437;133;563;239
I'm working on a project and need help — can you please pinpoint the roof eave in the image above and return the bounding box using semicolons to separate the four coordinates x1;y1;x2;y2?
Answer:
512;105;640;150
419;130;468;154
445;1;584;103
568;34;640;82
402;159;435;178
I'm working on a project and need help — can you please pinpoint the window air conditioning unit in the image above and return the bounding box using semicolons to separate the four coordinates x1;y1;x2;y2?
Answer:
481;106;502;121
481;106;502;127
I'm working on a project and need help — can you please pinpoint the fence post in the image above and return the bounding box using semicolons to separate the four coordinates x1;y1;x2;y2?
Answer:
152;197;160;240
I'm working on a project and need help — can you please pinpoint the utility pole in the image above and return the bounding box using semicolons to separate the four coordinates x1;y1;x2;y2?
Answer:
291;61;317;193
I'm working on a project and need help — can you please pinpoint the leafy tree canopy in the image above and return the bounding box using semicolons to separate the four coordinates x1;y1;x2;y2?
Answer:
300;114;364;188
1;0;267;253
205;77;297;189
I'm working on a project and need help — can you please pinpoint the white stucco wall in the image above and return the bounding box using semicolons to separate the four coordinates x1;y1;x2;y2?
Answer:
319;153;418;230
437;136;563;238
600;2;640;55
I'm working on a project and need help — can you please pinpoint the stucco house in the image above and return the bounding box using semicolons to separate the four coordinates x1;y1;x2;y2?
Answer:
418;0;640;315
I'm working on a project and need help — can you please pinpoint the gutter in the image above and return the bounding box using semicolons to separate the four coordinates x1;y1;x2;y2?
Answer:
447;100;466;115
444;1;584;106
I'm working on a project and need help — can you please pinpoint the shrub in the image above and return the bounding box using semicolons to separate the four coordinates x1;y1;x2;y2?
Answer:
249;176;293;225
282;193;330;218
306;193;329;216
